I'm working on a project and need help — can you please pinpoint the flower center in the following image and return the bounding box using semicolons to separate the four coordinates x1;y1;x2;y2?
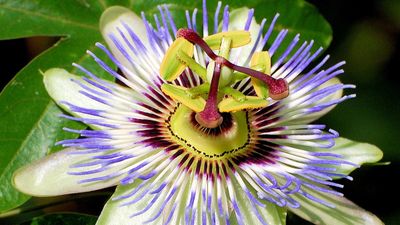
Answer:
169;104;249;158
160;28;289;129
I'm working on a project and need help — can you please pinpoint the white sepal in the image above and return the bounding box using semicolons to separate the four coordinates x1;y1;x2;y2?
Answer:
325;137;383;176
96;181;163;225
290;186;383;225
43;68;112;130
227;8;261;66
13;148;121;196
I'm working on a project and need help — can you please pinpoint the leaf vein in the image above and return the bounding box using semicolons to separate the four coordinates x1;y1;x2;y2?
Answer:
0;101;55;182
0;4;97;31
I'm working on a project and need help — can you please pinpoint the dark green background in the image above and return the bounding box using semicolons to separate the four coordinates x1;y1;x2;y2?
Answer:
309;0;400;224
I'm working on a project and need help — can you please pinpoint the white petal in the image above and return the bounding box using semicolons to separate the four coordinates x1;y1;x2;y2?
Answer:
287;77;345;124
100;6;149;48
230;199;287;225
96;182;162;225
43;68;113;130
227;8;261;65
99;6;153;77
326;137;383;176
229;174;287;225
13;148;121;196
290;186;383;225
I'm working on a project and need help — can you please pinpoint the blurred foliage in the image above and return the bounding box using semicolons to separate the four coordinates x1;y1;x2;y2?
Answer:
309;0;400;224
20;213;97;225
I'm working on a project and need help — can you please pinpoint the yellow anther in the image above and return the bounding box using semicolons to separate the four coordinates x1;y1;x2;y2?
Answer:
161;83;206;112
203;31;251;50
218;96;268;112
250;51;271;98
160;37;194;81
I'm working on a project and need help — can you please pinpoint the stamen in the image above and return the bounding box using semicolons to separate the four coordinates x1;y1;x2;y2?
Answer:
177;28;289;100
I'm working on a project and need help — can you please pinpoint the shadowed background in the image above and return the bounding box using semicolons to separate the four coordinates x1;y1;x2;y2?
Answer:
308;0;399;224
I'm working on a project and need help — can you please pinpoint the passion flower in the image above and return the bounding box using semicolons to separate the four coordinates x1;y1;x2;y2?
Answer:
13;1;383;224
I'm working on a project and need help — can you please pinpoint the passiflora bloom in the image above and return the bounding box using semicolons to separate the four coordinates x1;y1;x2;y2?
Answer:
13;1;383;224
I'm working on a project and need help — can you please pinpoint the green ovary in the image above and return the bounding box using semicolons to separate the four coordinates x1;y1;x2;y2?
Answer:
169;105;249;158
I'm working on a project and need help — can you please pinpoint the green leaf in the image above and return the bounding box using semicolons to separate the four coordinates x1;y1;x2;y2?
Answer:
0;100;83;211
0;0;116;212
251;0;332;54
0;36;112;212
133;0;332;50
21;213;97;225
224;0;332;57
0;0;332;213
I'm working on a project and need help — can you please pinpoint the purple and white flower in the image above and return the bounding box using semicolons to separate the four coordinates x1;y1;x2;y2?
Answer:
13;1;383;224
